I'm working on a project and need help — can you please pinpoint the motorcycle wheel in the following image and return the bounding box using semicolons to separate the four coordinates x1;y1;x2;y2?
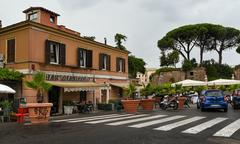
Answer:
161;105;167;110
173;101;178;110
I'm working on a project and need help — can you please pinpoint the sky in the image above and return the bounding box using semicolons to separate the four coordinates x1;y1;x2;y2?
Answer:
1;0;240;68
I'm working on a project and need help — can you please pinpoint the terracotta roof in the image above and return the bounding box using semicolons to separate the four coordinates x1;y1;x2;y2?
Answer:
23;7;60;16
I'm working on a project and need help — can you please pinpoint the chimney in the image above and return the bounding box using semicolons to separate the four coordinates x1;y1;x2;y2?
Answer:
104;37;107;45
0;20;2;28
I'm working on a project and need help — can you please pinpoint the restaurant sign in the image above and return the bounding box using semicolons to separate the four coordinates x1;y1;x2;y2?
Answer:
45;73;94;82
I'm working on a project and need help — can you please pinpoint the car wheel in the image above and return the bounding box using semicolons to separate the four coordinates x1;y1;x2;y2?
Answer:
201;107;205;112
197;103;200;109
224;108;228;112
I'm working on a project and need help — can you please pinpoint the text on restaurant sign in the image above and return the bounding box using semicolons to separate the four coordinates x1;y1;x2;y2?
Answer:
45;73;94;82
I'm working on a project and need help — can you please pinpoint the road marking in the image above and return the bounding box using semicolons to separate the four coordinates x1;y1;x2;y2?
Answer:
182;117;228;134
106;115;167;126
85;114;149;124
52;114;121;122
129;115;185;128
213;119;240;137
154;116;205;131
67;114;133;123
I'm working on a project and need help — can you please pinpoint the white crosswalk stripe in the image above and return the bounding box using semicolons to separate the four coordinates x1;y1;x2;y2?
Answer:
85;114;149;124
213;119;240;137
52;114;122;123
106;115;167;126
129;115;186;128
67;114;133;123
154;116;205;131
182;117;228;134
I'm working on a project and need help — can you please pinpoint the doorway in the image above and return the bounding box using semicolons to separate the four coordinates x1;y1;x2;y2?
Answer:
48;86;60;114
80;91;87;103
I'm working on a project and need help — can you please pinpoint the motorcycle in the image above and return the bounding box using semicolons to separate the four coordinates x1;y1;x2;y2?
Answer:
160;95;179;110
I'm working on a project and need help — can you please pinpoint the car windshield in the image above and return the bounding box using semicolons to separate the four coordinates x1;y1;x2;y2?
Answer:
205;91;223;97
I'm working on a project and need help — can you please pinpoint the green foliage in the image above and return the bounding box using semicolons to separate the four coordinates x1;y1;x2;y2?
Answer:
182;58;198;71
0;100;12;111
114;33;127;50
0;68;24;81
26;72;52;103
202;59;233;80
160;51;179;67
193;86;208;95
124;83;137;99
128;55;146;78
236;46;240;54
62;100;74;106
155;67;180;74
141;83;154;97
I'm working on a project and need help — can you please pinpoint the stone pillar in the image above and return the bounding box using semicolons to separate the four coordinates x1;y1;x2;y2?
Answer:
106;88;110;104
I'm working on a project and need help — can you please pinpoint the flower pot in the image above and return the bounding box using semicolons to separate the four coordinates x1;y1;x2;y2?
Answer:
140;99;155;111
64;106;74;115
121;100;140;113
26;103;53;124
178;97;186;109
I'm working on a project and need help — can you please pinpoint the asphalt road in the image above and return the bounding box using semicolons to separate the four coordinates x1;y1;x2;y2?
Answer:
1;104;240;144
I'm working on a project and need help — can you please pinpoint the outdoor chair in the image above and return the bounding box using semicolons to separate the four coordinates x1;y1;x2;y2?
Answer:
16;108;28;123
3;109;10;122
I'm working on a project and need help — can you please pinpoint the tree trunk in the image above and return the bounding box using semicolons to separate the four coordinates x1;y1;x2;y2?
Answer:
218;50;223;65
37;90;43;103
187;52;190;61
200;48;204;66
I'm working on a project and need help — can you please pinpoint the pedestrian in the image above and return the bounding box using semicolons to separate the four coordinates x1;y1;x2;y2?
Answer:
184;97;190;108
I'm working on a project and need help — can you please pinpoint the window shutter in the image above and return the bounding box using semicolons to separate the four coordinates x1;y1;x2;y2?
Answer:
99;53;103;70
60;43;66;66
45;40;51;64
86;50;92;68
7;39;15;63
116;57;120;72
107;55;111;71
77;48;81;67
122;58;126;72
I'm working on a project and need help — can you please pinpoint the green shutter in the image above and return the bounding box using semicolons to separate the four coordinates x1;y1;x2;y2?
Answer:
45;40;51;64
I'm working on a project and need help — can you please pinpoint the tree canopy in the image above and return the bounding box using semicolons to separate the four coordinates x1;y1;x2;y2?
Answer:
128;55;146;78
114;33;127;50
158;23;240;65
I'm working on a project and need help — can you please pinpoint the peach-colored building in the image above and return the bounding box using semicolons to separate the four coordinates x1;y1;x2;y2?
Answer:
0;7;129;114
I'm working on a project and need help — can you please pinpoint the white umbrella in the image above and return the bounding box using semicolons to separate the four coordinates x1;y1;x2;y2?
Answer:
171;79;207;87
0;84;16;93
207;79;240;86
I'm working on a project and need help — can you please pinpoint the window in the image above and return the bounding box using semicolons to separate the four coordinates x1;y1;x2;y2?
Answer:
50;16;55;23
116;57;125;72
99;53;110;70
7;39;15;63
190;71;194;76
50;43;60;64
79;49;86;67
78;48;92;68
28;13;37;20
45;40;66;65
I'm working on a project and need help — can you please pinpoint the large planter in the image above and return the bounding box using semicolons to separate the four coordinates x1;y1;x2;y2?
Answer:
26;103;53;124
140;99;155;111
121;100;140;113
64;106;74;115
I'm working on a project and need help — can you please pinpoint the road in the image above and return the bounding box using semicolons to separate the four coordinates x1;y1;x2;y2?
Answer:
1;105;240;144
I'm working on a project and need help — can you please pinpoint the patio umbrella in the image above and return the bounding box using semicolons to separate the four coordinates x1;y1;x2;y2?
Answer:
207;79;240;86
171;79;207;87
0;84;16;93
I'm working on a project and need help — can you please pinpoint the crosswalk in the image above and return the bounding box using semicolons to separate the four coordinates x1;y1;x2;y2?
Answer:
52;113;240;138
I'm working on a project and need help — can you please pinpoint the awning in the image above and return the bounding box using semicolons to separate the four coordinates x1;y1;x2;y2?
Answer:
110;83;129;89
47;81;109;92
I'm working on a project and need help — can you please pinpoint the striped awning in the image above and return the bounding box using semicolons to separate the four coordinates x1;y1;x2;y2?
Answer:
47;81;109;92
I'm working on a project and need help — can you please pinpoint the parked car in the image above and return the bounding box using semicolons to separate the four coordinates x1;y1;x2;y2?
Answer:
232;89;240;109
197;89;228;112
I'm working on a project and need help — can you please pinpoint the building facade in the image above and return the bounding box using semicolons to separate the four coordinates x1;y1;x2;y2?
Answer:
0;7;129;114
136;68;157;85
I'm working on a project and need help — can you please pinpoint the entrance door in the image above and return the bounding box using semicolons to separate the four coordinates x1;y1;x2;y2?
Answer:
80;91;87;103
48;86;60;114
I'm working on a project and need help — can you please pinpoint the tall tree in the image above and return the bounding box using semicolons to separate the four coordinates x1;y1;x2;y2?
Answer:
114;33;127;50
128;55;146;78
160;50;179;67
160;51;169;67
158;25;198;61
210;26;240;64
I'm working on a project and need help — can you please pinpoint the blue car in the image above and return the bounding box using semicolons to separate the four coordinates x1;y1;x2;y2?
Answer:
197;89;228;112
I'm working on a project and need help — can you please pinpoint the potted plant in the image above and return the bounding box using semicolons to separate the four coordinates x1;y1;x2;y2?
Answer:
25;72;53;124
63;101;74;115
121;83;140;113
0;100;12;122
140;83;155;111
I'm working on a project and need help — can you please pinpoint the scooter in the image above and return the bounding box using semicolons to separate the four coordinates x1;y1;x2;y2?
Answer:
160;95;179;110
